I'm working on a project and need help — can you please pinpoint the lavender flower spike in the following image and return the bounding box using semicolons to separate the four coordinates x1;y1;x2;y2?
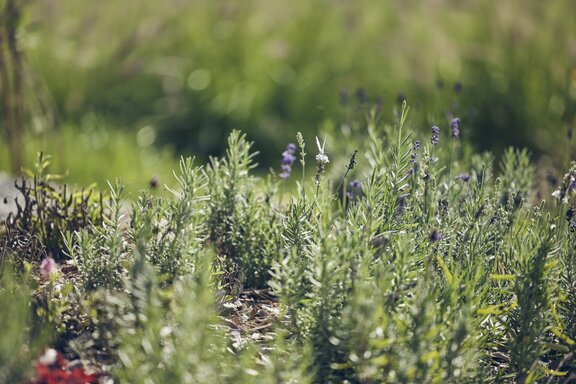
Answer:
451;118;461;139
314;136;329;187
431;126;440;145
279;143;297;180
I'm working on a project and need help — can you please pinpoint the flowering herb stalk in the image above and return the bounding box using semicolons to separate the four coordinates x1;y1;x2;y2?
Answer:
279;143;297;180
449;117;460;181
314;136;329;198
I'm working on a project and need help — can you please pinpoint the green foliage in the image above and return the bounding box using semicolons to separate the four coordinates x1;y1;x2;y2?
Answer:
0;267;47;383
1;152;104;266
207;130;282;289
5;104;576;382
115;250;230;383
2;0;573;176
131;156;208;280
66;179;127;291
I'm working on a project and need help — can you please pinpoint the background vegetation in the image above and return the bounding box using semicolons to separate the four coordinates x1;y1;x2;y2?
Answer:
1;0;575;188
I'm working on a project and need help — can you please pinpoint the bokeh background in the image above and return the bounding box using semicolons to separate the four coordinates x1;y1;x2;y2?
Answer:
1;0;575;189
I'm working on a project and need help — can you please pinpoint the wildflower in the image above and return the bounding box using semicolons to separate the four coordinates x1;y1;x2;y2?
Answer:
282;151;297;165
36;348;100;384
457;172;470;182
39;349;58;366
567;206;575;221
474;204;485;219
451;117;461;139
279;143;297;180
546;171;558;187
552;162;576;203
350;180;361;188
454;81;463;94
431;126;440;145
314;137;329;187
410;140;420;163
395;193;410;217
316;153;329;164
396;93;406;105
429;229;442;242
149;176;159;189
40;257;57;279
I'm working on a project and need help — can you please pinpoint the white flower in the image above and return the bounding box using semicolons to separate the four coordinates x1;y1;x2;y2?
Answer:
315;153;329;164
39;348;58;365
315;136;329;164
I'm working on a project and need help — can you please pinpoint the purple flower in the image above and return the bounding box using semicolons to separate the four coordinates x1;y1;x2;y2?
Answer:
454;81;463;94
279;143;297;180
429;229;442;242
350;180;361;188
566;206;575;222
431;126;440;145
281;151;297;165
451;118;460;139
410;140;421;163
569;177;576;194
40;257;57;279
457;172;470;182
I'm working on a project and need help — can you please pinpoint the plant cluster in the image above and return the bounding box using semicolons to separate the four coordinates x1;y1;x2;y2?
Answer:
1;152;104;270
2;103;576;383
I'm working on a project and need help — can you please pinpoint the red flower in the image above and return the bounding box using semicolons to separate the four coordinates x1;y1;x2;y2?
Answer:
34;349;100;384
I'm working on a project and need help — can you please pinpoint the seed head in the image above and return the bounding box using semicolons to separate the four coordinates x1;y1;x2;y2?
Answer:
346;149;358;171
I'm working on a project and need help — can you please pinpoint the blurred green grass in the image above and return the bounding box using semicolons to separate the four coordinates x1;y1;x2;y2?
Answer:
1;0;575;186
0;123;177;195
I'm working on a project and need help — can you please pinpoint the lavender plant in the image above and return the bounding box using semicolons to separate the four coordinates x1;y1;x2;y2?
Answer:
207;130;282;289
5;102;576;383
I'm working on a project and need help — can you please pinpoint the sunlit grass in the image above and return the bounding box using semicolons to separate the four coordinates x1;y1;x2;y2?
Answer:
0;123;177;195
